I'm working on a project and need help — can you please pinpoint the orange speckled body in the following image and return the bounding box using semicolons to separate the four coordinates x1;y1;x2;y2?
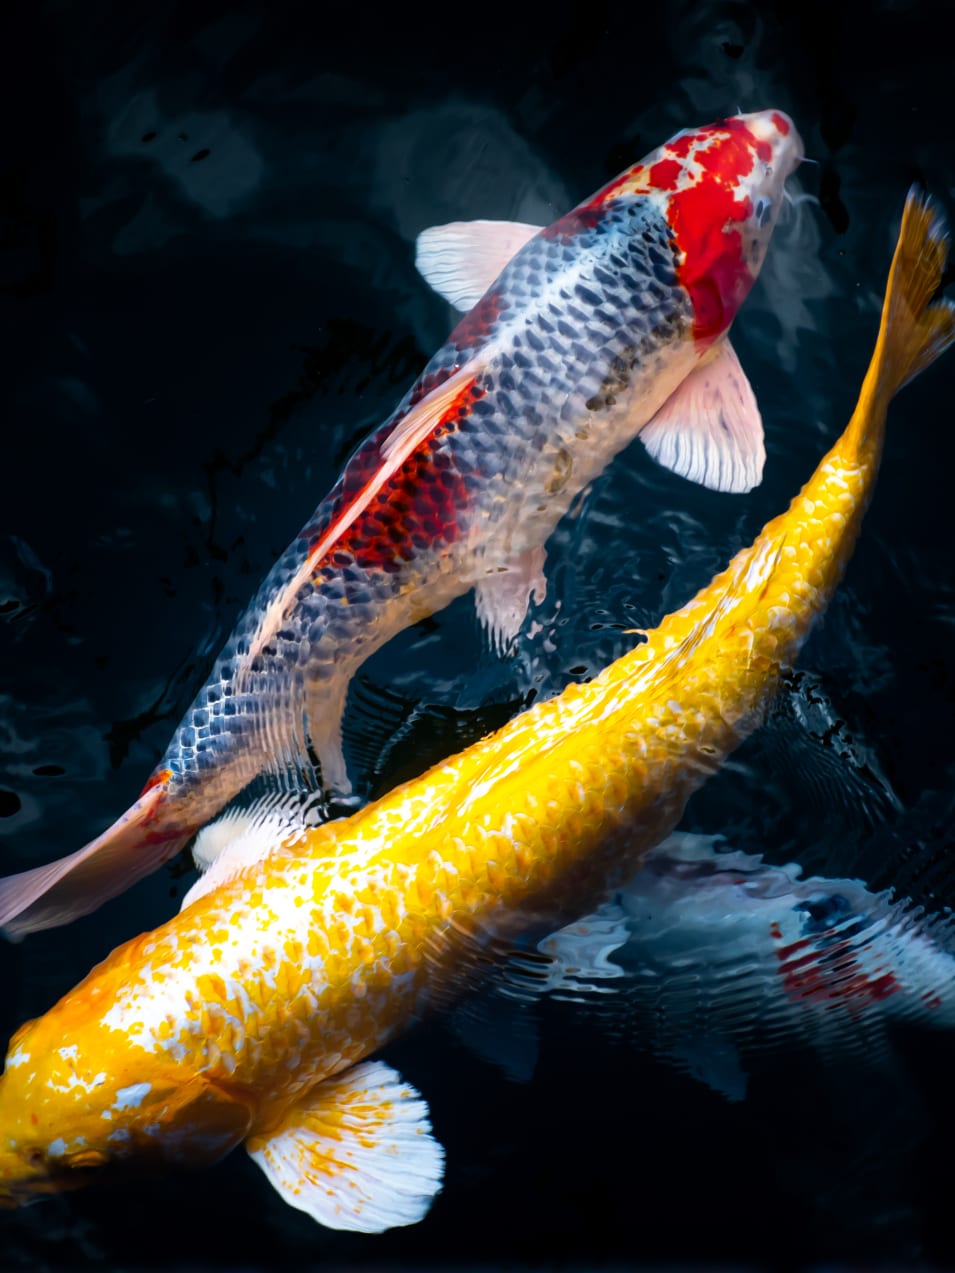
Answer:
1;190;952;1228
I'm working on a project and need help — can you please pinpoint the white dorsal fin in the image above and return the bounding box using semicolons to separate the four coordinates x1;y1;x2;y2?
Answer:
415;220;543;311
182;793;308;910
246;1060;444;1233
473;545;547;653
639;339;765;493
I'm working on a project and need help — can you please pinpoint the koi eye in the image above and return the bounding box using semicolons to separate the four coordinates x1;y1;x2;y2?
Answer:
754;197;773;226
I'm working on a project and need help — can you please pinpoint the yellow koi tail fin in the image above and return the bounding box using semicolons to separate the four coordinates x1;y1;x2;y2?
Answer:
857;188;955;437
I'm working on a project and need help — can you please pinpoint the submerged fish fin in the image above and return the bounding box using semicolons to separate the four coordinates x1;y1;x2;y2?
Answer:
183;791;317;909
0;778;188;940
473;545;547;653
379;361;484;464
415;219;542;311
448;989;541;1083
246;1060;444;1234
639;339;765;493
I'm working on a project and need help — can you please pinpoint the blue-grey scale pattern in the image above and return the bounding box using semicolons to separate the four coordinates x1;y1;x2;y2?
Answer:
156;196;692;831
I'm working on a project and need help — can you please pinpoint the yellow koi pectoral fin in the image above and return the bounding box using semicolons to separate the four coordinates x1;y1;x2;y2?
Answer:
246;1061;445;1234
640;338;765;494
0;781;188;940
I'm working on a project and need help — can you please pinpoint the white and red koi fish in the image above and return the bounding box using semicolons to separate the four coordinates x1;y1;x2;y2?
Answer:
0;188;950;1234
0;110;803;936
530;832;955;1101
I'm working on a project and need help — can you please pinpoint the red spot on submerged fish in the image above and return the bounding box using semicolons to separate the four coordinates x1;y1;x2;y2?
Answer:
771;927;902;1008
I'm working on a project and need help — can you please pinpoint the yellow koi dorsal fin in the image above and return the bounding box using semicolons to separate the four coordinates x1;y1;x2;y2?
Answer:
246;1061;444;1234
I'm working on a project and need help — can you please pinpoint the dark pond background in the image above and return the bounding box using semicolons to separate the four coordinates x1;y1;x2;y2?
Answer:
3;0;955;1268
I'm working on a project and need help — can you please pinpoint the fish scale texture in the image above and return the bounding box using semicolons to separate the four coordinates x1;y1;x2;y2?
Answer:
156;198;691;815
11;430;873;1149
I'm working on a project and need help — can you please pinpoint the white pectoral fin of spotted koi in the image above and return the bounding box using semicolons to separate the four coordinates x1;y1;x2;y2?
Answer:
414;219;543;311
246;1060;444;1234
473;545;548;654
639;339;765;493
184;792;311;910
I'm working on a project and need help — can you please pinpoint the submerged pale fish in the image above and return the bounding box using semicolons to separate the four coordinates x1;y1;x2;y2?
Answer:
528;832;955;1101
1;189;950;1232
0;110;802;936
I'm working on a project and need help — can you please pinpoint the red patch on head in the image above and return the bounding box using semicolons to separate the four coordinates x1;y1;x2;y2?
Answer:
647;158;683;191
771;111;790;136
665;124;761;347
667;133;695;159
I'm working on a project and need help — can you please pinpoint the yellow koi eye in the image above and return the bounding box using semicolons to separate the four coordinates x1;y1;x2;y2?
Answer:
26;1149;43;1168
67;1150;109;1170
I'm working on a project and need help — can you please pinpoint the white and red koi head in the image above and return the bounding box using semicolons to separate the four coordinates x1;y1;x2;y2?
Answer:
0;990;253;1207
569;109;804;348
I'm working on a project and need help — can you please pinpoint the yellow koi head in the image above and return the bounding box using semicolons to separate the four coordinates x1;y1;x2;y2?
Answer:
0;985;254;1207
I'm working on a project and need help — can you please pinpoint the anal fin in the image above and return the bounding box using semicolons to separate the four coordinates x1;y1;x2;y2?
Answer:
246;1060;444;1233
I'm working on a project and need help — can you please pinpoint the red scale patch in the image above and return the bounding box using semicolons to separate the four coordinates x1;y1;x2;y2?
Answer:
451;289;508;350
541;204;607;242
308;380;483;572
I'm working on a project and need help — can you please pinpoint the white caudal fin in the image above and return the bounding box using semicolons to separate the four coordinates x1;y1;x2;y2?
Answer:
640;339;765;493
183;792;313;910
246;1060;444;1233
0;781;188;940
473;544;547;652
415;219;543;311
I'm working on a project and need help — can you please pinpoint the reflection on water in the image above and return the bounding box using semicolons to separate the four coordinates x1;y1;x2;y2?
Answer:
2;0;955;1267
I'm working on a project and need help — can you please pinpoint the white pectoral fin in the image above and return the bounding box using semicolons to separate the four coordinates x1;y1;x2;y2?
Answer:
246;1060;445;1234
640;340;765;493
473;545;547;653
183;793;310;909
415;220;543;311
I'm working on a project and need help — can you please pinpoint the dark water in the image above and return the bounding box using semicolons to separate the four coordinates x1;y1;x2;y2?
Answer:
2;0;955;1267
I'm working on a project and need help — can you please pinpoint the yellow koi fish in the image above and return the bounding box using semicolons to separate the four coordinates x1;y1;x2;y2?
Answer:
0;190;951;1234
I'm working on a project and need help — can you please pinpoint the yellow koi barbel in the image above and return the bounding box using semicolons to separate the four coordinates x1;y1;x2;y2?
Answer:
0;190;951;1234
